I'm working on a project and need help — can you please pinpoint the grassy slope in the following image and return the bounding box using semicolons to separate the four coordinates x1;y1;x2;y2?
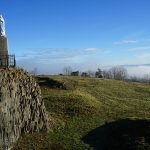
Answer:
13;76;150;150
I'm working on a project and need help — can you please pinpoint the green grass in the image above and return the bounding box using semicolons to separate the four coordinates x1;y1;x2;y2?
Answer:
13;76;150;150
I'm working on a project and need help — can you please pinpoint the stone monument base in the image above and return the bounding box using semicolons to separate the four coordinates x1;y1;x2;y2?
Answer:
0;36;8;67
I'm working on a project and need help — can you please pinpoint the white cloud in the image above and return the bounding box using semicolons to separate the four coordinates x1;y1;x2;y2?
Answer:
128;46;150;51
113;40;138;45
17;48;104;61
16;48;105;74
84;48;99;51
138;53;150;59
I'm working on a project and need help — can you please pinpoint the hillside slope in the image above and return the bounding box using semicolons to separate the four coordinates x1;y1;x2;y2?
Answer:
13;76;150;150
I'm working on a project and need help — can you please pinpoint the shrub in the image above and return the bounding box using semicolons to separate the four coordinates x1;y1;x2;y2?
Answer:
62;78;78;90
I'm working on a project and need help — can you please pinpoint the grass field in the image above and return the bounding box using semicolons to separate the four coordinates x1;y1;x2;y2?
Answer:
13;76;150;150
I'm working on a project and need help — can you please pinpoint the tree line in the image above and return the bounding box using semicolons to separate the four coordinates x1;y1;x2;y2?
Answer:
62;66;150;83
63;66;128;80
29;66;150;83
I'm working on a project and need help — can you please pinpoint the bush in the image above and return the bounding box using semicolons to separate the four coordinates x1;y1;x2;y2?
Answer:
50;143;67;150
62;78;78;90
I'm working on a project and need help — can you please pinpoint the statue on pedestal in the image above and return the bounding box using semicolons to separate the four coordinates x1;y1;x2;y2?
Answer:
0;14;16;68
0;15;6;37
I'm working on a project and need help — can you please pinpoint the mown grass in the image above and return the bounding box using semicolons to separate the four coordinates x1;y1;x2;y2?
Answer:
13;76;150;150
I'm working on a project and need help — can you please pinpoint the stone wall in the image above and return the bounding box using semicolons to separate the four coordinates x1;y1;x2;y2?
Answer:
0;68;49;150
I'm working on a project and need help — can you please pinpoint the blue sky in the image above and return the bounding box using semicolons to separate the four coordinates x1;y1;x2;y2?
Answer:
1;0;150;75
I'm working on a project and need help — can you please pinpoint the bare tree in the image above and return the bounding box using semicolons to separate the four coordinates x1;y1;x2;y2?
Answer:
102;66;128;80
88;70;95;77
63;66;72;76
102;70;112;79
130;76;138;82
142;74;150;83
30;67;38;76
110;66;128;80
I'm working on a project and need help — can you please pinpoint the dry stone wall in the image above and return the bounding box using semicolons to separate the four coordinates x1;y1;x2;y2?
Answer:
0;68;49;150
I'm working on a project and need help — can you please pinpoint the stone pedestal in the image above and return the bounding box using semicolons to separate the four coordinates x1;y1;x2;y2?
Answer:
0;36;8;67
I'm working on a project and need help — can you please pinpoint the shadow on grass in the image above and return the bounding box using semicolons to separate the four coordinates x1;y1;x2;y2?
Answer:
36;77;63;89
82;119;150;150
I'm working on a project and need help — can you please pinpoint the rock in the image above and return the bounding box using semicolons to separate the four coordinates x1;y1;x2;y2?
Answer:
0;68;49;150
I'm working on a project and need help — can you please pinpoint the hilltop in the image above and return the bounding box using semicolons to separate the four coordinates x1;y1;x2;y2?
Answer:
13;76;150;150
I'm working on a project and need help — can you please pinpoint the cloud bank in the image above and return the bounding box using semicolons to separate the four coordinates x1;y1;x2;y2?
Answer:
128;46;150;51
113;40;138;45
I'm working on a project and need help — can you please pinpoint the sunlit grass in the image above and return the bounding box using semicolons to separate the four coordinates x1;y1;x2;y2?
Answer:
13;76;150;150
